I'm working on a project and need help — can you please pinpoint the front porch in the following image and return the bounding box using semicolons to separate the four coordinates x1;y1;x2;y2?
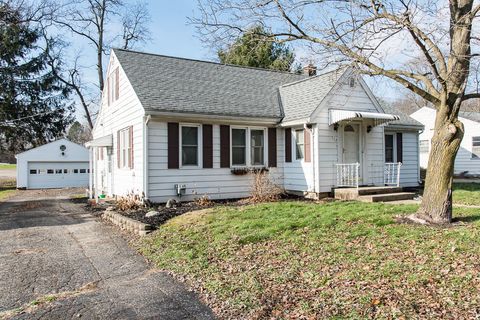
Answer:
334;162;416;202
334;186;416;202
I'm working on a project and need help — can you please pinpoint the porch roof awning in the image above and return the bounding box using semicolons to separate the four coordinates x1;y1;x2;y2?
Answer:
85;134;113;148
328;109;400;126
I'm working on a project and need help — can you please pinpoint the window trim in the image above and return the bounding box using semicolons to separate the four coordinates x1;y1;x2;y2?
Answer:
294;129;305;161
118;127;132;170
250;129;265;166
179;123;202;168
230;126;267;168
472;136;480;160
384;133;396;163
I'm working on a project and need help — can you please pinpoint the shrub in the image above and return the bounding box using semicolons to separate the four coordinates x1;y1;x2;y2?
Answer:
115;192;143;211
194;194;213;207
249;171;284;203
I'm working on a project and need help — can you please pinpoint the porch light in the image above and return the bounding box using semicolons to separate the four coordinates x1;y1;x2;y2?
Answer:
367;125;372;133
333;123;339;131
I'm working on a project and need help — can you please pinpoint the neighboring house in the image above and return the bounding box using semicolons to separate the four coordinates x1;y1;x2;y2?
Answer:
411;106;480;176
16;139;89;189
87;49;423;202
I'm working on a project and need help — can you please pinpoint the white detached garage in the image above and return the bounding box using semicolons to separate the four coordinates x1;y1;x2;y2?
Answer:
16;139;89;189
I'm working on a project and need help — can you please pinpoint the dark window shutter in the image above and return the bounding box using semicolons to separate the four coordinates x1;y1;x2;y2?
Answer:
285;128;292;163
117;130;120;168
304;129;311;163
220;125;230;168
203;124;213;168
115;67;120;100
396;132;403;163
268;128;277;167
129;126;134;169
167;122;179;169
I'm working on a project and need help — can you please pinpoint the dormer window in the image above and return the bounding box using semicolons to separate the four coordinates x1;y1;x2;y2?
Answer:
107;67;120;106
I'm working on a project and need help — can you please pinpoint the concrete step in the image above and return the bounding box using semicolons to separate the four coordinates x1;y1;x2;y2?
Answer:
357;186;402;196
334;186;402;200
357;192;416;203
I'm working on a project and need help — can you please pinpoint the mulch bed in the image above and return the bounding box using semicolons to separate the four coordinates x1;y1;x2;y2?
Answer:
80;193;310;229
122;202;214;227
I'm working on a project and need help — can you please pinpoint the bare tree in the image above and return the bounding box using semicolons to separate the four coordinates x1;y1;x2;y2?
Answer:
193;0;480;224
46;45;95;129
121;1;151;49
52;0;150;128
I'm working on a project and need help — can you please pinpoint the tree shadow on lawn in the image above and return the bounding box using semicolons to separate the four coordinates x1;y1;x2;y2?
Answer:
452;214;480;224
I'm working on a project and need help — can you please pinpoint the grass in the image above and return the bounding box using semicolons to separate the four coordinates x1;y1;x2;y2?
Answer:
139;201;480;319
0;163;16;169
453;183;480;206
0;178;16;202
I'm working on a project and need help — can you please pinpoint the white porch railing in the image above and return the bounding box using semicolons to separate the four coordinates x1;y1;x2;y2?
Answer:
336;163;360;188
384;162;402;187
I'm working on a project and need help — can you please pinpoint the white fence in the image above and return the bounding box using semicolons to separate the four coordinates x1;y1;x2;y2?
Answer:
336;163;360;188
336;162;402;188
384;162;402;187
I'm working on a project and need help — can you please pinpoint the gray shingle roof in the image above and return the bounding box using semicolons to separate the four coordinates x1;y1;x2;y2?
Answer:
114;49;304;119
279;69;343;122
459;110;480;122
381;103;424;128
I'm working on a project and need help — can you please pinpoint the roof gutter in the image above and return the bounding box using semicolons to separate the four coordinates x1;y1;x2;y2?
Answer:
145;110;280;125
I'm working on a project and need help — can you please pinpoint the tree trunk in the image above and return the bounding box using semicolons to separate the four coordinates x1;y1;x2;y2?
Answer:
417;105;464;223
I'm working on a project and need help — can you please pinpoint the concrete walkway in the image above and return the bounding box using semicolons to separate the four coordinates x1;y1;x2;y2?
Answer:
0;189;215;319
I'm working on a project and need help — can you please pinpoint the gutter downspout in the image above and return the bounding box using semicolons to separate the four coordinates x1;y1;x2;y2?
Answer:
143;115;151;201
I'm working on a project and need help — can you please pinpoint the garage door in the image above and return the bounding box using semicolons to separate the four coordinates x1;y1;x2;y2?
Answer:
27;162;89;189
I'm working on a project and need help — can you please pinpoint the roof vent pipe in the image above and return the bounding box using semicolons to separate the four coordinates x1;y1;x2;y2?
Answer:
303;63;317;76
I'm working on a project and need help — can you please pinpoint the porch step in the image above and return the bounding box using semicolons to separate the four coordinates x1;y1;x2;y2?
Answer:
334;186;402;200
357;192;416;203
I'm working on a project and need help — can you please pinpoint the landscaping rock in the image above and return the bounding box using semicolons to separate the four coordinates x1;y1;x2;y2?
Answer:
106;206;115;212
165;199;177;209
145;210;160;218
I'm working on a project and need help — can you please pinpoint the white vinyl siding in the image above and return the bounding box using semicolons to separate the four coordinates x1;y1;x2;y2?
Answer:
419;140;429;153
411;107;480;175
147;122;284;202
92;51;145;197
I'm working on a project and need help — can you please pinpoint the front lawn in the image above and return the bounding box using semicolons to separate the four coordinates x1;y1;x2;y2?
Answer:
139;201;480;319
0;163;16;169
453;183;480;206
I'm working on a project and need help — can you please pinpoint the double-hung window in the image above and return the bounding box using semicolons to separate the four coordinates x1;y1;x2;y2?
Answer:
119;127;132;169
181;126;199;166
385;134;394;162
231;128;265;167
295;129;304;160
473;136;480;159
232;128;247;166
250;130;264;165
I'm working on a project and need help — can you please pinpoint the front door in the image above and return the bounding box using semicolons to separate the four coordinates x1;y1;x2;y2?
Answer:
343;124;360;163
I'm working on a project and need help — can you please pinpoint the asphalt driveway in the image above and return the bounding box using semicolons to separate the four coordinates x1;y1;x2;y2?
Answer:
0;189;215;319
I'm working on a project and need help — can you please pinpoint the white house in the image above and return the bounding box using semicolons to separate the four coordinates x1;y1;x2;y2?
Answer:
87;49;423;202
411;106;480;176
16;139;89;189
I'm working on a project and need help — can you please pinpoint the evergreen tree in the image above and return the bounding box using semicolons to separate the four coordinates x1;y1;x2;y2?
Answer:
0;2;73;154
218;26;295;71
67;121;92;145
